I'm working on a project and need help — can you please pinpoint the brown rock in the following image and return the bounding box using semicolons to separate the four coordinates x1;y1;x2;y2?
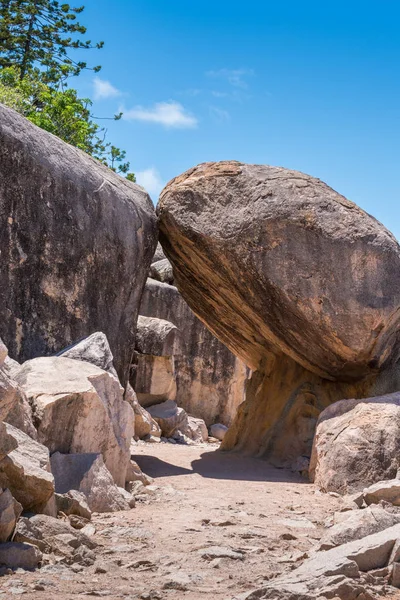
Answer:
158;162;400;461
0;488;22;542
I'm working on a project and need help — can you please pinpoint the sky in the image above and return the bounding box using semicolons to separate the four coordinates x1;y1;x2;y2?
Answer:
74;0;399;239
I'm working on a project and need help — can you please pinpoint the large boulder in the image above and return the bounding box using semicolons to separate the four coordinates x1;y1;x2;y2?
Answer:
0;423;54;512
51;452;130;513
0;104;157;386
158;162;400;461
139;278;248;427
57;331;119;379
310;393;400;494
15;356;134;486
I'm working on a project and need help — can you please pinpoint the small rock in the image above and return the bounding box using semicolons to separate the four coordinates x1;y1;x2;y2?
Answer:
199;546;244;561
209;423;228;441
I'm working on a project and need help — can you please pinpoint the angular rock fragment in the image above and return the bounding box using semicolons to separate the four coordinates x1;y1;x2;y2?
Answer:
319;505;400;550
51;452;130;512
0;488;22;542
55;490;92;520
0;542;42;570
57;332;119;379
15;356;134;486
126;384;161;440
149;258;174;284
363;480;400;507
0;423;54;512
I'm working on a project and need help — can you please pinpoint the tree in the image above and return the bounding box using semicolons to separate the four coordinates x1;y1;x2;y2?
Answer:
0;1;135;179
0;0;103;83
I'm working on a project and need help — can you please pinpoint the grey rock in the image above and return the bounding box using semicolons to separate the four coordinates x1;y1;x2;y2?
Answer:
0;423;54;512
239;522;400;599
149;258;174;284
152;243;166;263
0;488;22;542
147;400;188;438
57;332;118;379
319;505;400;549
310;393;400;494
210;423;228;441
181;416;208;443
200;546;244;560
363;479;400;506
14;514;97;555
0;542;42;570
136;316;184;357
51;452;130;513
0;103;157;385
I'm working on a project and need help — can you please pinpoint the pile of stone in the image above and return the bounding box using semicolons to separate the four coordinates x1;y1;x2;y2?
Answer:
0;332;155;571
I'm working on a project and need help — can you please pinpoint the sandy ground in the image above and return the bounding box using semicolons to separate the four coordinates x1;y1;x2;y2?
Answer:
0;443;385;599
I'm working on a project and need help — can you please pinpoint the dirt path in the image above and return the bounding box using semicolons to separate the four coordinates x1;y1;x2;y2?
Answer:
0;444;345;599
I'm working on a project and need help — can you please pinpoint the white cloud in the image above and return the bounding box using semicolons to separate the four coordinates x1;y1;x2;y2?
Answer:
122;101;197;129
93;77;121;100
136;167;166;199
206;68;254;89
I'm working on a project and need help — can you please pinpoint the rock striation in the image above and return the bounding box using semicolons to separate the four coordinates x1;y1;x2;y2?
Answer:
158;161;400;463
0;104;157;386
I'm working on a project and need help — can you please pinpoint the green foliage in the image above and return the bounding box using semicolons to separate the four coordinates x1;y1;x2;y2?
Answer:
0;1;135;179
0;0;102;83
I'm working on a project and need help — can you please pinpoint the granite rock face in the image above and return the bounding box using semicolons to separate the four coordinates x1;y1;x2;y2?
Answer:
310;393;400;494
138;277;248;427
158;161;400;462
15;356;134;487
0;104;157;386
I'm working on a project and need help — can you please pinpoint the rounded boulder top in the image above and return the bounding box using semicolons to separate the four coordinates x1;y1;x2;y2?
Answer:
158;161;400;381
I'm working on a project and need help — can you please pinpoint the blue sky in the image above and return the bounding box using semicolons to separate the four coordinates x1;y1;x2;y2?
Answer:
74;0;399;239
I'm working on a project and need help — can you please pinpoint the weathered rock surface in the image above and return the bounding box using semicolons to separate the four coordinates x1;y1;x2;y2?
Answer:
147;400;189;438
239;522;400;599
149;258;174;284
57;332;119;379
134;316;184;407
363;480;400;507
15;356;134;486
0;423;54;512
139;278;248;426
55;490;92;520
0;487;22;542
320;505;400;550
126;384;161;440
51;452;130;513
0;542;42;570
0;104;157;385
158;162;400;461
210;423;228;441
14;514;97;555
183;416;209;443
310;393;400;494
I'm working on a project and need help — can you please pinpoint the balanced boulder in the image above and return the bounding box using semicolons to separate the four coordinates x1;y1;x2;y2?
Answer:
15;356;134;486
0;104;157;385
158;161;400;462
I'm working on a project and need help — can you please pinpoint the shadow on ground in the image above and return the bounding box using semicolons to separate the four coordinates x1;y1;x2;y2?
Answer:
133;449;306;484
